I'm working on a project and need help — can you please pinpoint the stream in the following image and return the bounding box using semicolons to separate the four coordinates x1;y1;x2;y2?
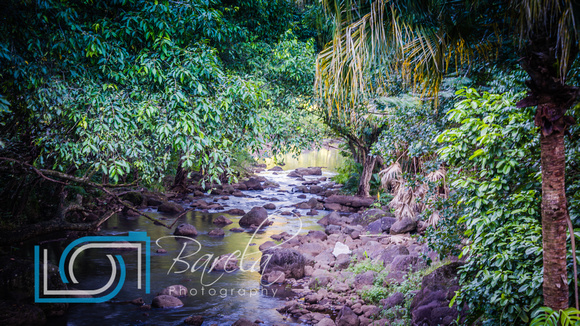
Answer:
58;146;346;326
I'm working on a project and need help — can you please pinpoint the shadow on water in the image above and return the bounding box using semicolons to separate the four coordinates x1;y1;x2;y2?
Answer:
57;147;345;326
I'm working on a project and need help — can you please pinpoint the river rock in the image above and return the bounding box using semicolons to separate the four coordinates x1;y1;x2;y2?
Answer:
324;195;374;211
296;202;312;209
318;211;343;226
233;183;248;190
263;270;286;284
158;285;188;297
269;166;284;171
158;201;185;214
259;241;276;251
122;191;144;206
410;262;466;326
391;255;425;273
305;230;328;242
260;248;306;279
317;317;336;326
211;253;239;272
184;315;204;326
299;242;327;256
337;305;359;326
151;295;183;308
381;292;405;309
263;203;276;210
224;208;246;215
230;228;244;232
244;178;263;190
232;317;260;326
213;215;233;225
307;197;323;209
354;271;376;290
145;194;164;206
390;216;417;234
208;228;225;237
295;167;323;176
174;223;198;237
239;207;270;227
332;242;351;257
325;224;342;235
378;245;410;266
336;254;351;270
352;209;388;226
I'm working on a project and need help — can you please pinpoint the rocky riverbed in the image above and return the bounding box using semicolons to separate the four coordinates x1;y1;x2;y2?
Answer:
0;159;465;326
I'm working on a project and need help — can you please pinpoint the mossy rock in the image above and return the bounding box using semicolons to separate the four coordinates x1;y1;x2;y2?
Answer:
121;192;144;206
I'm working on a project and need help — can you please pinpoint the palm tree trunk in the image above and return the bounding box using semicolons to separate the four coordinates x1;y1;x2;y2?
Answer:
540;129;569;310
357;155;376;197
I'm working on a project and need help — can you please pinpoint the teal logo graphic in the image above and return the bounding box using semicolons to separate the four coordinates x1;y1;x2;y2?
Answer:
35;232;150;303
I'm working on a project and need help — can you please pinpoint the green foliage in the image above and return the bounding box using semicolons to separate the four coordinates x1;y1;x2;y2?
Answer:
359;261;450;325
0;0;322;186
332;155;382;196
530;307;580;326
347;256;385;274
435;88;543;324
422;193;464;259
332;157;361;194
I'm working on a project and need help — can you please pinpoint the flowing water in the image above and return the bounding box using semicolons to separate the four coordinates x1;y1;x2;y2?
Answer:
57;147;345;326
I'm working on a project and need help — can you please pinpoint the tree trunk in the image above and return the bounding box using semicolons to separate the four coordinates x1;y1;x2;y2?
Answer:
540;129;569;310
357;155;376;197
172;159;187;192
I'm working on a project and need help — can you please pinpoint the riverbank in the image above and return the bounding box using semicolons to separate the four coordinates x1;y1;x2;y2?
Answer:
0;148;464;326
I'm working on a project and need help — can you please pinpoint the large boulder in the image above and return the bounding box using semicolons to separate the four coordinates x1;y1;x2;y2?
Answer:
410;262;466;326
151;295;183;308
158;201;185;214
390;216;417;234
239;207;270;227
336;306;359;326
366;216;397;234
260;248;306;279
174;223;198;237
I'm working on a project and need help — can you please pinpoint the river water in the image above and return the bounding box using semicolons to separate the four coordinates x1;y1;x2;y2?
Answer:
60;147;346;326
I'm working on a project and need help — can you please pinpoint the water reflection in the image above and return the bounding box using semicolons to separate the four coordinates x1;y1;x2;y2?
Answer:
62;147;344;326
